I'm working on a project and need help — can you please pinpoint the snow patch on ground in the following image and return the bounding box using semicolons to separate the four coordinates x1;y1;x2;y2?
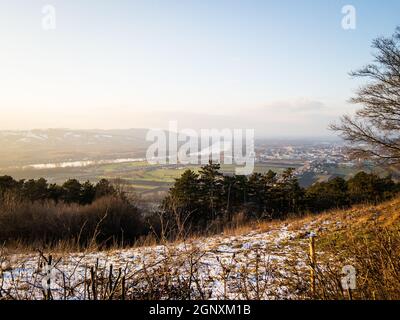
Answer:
1;222;315;300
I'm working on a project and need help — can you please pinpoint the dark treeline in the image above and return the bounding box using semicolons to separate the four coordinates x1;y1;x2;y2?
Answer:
161;161;399;234
0;176;119;205
0;176;145;247
0;163;399;247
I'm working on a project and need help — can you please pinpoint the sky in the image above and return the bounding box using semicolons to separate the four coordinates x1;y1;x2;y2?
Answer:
0;0;399;138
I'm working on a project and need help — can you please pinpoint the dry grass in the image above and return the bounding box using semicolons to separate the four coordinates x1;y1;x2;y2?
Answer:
0;195;146;252
286;198;400;300
1;198;399;300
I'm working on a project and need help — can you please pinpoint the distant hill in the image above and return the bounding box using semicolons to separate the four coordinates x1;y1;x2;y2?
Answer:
0;129;152;168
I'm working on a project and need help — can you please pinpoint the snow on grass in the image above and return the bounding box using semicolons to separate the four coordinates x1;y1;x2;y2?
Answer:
0;221;317;300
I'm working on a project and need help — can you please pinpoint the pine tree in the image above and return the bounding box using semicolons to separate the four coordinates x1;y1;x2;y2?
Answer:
198;161;224;221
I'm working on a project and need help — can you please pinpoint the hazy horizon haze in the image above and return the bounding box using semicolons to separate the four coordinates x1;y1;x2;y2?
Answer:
1;0;400;137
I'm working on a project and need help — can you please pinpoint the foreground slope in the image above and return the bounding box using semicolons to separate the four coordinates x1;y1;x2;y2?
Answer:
1;198;399;300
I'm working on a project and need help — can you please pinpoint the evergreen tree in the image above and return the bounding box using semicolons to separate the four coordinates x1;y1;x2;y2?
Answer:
80;181;96;205
22;178;48;202
306;177;348;212
62;179;82;203
198;161;224;221
95;179;117;199
247;173;266;215
0;175;20;196
48;183;63;203
166;170;200;218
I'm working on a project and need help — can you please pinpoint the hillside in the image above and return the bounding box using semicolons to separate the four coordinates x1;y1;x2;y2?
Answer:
0;129;151;169
1;198;399;300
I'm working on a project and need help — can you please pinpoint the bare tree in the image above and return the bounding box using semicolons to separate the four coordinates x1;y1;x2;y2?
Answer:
331;26;400;164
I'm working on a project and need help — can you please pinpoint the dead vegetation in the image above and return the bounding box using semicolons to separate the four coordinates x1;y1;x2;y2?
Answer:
0;197;399;300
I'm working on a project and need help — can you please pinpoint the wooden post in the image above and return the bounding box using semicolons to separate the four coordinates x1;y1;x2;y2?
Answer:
90;266;97;300
46;255;52;300
108;264;113;294
83;265;87;300
347;287;353;300
309;233;316;298
121;275;126;300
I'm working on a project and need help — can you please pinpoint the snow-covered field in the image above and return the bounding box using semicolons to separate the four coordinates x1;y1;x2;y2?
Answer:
0;217;341;300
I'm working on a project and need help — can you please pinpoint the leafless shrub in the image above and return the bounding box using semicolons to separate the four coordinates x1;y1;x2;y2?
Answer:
0;195;146;250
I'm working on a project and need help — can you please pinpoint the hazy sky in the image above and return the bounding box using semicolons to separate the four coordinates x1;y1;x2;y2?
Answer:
1;0;399;137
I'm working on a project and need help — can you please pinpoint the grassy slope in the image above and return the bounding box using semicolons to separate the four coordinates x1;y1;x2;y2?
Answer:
1;198;399;300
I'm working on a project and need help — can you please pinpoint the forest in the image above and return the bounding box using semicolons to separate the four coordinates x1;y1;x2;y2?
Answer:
0;161;398;247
